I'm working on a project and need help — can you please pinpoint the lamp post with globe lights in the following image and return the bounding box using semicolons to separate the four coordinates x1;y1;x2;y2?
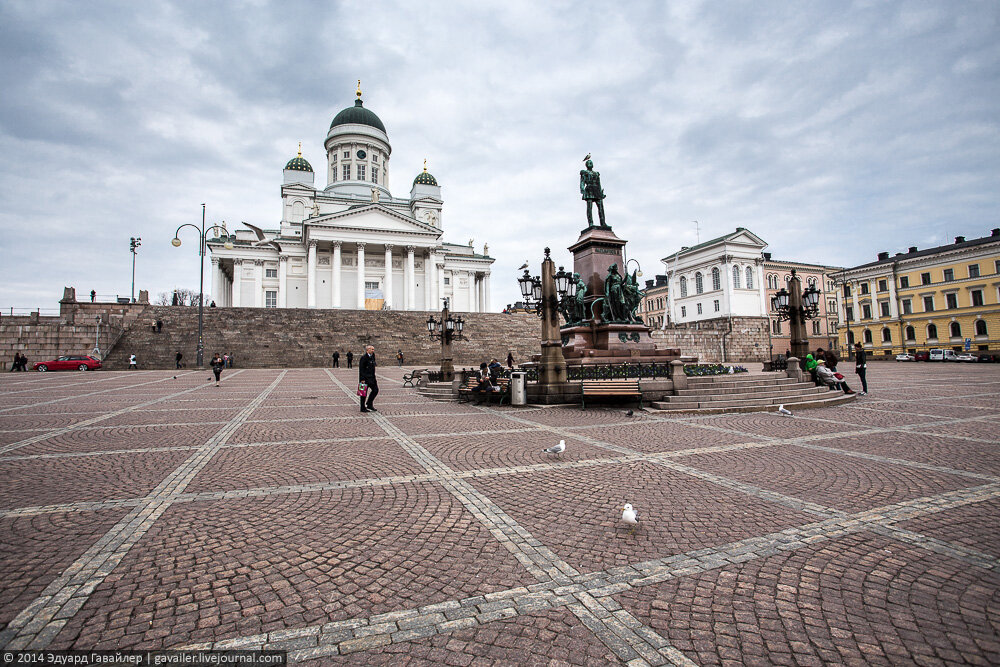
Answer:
426;297;465;382
770;269;822;361
516;248;568;387
171;204;232;368
129;237;141;303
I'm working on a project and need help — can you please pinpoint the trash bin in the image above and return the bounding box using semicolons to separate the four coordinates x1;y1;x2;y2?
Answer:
511;371;527;405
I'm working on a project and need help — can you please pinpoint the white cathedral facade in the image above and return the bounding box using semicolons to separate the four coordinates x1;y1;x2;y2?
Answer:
206;85;494;312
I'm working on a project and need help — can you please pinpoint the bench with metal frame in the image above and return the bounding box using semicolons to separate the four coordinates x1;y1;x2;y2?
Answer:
458;377;511;405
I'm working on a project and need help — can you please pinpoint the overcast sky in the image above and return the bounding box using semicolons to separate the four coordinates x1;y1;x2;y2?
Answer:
1;0;998;313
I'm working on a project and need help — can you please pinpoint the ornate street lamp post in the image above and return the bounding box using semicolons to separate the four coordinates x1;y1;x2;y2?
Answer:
171;204;231;368
770;269;821;360
517;248;569;387
129;237;141;303
426;297;465;382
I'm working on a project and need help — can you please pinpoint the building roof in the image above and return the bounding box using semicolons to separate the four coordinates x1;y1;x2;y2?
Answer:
663;227;767;261
413;171;438;186
837;229;1000;273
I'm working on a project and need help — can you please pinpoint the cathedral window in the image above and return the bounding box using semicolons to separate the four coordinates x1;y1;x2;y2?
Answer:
746;267;754;289
265;268;277;278
695;272;704;294
372;154;379;163
679;276;688;297
357;165;366;181
342;165;351;181
371;169;378;184
265;291;277;308
733;266;741;289
343;151;349;159
712;267;721;291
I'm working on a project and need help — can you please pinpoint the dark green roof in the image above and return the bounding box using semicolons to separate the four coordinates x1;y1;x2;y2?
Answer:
413;170;438;186
284;156;313;172
330;99;386;133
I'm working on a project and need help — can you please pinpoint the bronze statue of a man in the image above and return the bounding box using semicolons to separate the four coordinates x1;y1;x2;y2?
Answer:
579;158;607;228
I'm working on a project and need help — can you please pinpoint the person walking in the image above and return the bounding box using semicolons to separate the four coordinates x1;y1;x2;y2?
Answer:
19;353;28;372
175;352;183;369
128;353;137;370
90;290;96;302
346;350;354;369
359;345;379;413
332;351;340;368
396;349;404;367
10;353;20;372
506;351;514;369
211;353;225;386
156;320;163;333
854;342;868;395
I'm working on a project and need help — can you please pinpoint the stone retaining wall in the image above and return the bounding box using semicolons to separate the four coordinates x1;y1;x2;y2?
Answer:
651;316;769;363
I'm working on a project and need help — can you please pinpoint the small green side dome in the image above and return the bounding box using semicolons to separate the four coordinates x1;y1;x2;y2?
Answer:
413;170;438;186
284;156;313;172
330;99;387;134
285;143;312;171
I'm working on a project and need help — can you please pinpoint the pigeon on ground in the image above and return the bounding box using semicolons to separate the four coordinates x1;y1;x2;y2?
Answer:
173;376;177;379
621;503;638;534
777;405;793;416
625;409;634;417
542;440;566;458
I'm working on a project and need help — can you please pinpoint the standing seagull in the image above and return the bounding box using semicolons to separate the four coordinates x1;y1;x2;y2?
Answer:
583;153;591;162
621;503;638;534
777;404;793;416
517;261;529;270
542;440;566;458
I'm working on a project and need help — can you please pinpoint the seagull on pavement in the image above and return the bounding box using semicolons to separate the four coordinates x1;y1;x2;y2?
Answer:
621;503;638;534
542;440;566;458
777;404;793;416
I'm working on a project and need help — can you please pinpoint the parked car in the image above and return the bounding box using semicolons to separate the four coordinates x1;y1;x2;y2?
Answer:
34;355;102;372
955;353;977;362
978;353;996;363
929;348;958;362
914;351;930;362
895;353;914;362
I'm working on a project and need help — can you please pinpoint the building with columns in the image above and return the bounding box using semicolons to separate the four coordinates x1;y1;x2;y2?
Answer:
206;84;493;312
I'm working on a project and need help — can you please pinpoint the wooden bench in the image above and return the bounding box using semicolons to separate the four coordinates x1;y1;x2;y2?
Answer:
581;380;641;411
459;377;511;405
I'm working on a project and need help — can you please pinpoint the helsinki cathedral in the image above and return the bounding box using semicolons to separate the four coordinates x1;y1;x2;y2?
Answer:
206;82;494;312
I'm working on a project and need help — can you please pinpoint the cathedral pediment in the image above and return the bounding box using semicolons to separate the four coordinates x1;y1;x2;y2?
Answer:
306;204;441;236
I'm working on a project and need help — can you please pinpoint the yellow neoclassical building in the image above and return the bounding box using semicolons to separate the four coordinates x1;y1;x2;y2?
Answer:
831;229;1000;357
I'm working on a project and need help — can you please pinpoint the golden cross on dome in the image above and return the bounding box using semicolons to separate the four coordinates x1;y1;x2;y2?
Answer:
356;80;362;99
297;142;302;158
423;158;428;172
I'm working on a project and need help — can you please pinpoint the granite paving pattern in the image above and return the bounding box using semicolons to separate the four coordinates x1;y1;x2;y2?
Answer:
1;362;999;665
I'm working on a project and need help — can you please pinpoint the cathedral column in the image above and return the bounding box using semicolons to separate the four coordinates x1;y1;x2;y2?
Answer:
357;242;366;309
307;240;318;308
278;255;288;308
478;274;486;313
437;263;445;307
424;252;433;310
211;257;222;308
231;259;242;307
484;272;491;312
332;241;342;308
405;245;416;310
253;259;264;307
468;271;476;312
383;244;394;309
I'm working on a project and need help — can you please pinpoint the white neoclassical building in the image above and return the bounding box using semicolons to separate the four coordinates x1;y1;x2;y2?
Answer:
206;84;493;312
660;228;769;324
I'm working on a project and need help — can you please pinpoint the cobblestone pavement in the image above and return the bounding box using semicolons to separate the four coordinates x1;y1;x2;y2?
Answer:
1;363;999;665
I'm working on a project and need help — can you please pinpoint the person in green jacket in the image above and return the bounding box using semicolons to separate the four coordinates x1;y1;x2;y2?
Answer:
804;353;819;385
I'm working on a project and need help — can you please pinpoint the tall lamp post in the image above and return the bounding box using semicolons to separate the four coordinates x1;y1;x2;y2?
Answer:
426;297;465;382
93;315;102;359
171;204;231;367
517;248;571;387
770;269;821;360
129;237;141;303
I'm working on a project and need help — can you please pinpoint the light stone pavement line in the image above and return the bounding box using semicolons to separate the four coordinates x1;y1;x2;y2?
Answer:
324;371;684;666
0;371;203;414
0;373;129;396
0;371;287;651
0;445;200;462
552;411;1000;483
0;421;230;434
182;481;1000;663
0;370;248;456
866;524;1000;571
0;498;145;518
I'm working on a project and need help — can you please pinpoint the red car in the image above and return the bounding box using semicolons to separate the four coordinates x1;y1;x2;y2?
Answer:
34;355;102;372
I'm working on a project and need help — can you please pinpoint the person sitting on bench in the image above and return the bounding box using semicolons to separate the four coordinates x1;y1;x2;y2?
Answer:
471;362;496;402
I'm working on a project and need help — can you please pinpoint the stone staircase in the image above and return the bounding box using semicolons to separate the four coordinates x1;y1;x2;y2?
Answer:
650;373;855;413
416;382;460;402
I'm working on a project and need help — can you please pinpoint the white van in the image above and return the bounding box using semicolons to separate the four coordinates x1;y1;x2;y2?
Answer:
929;348;958;361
